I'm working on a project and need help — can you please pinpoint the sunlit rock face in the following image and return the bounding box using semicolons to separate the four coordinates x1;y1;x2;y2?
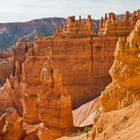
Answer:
33;11;140;109
37;57;73;139
38;62;73;128
101;19;140;112
22;47;73;139
92;101;140;140
99;10;140;35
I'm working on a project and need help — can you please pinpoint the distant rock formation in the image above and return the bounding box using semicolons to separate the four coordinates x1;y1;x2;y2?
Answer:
0;41;31;81
0;17;66;50
0;51;14;81
99;10;140;35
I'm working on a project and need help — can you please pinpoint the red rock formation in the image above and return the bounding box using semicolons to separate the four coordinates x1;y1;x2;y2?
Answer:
37;56;73;139
58;15;140;140
0;57;14;81
22;44;45;124
100;19;140;112
0;79;13;115
12;41;31;68
0;108;24;140
22;91;40;124
99;10;140;35
62;15;94;37
11;61;23;116
34;11;140;109
0;61;23;116
0;50;12;58
22;122;39;140
38;124;73;140
38;65;73;128
0;40;32;83
0;41;30;82
22;46;73;139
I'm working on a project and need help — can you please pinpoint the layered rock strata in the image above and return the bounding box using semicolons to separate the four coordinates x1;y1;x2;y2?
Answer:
99;10;140;35
58;14;140;140
0;57;14;81
0;41;31;81
34;11;140;108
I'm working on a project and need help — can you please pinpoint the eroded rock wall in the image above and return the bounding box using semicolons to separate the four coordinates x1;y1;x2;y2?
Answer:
0;55;14;81
35;11;140;108
100;19;140;112
0;79;13;115
99;10;140;35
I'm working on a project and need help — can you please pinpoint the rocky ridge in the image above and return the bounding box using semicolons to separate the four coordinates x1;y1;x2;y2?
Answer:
0;12;131;50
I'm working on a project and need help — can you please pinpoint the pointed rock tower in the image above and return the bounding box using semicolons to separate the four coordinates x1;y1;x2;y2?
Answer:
38;52;73;139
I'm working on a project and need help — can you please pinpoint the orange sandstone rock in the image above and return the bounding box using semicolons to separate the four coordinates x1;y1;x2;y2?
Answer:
0;57;14;80
92;101;140;140
99;10;140;35
0;41;29;81
34;12;140;109
37;56;73;139
38;67;73;128
0;79;13;115
0;108;24;140
38;124;73;140
100;19;140;112
12;41;28;68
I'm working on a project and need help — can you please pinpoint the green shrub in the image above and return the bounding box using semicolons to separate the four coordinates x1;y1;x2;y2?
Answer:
72;126;92;137
83;126;92;133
